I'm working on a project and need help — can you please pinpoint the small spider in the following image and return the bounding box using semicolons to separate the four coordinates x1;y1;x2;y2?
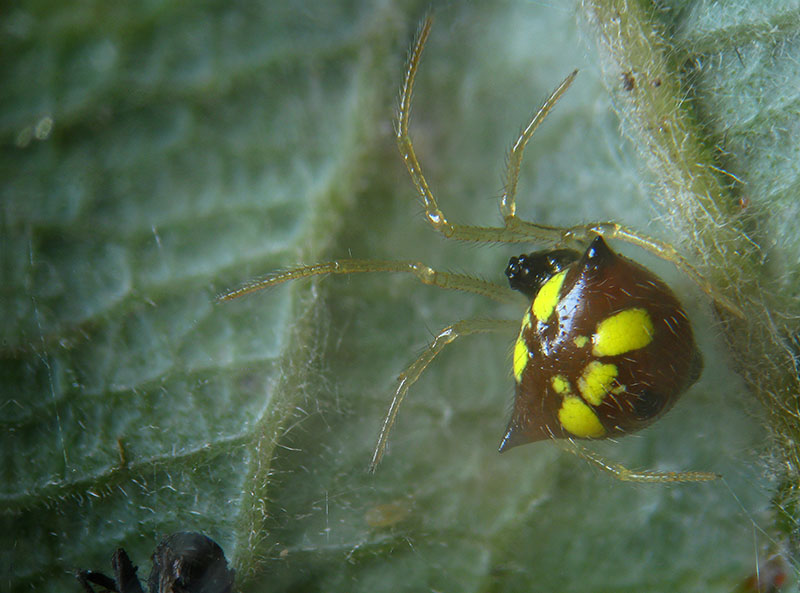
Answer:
76;532;234;593
221;16;735;482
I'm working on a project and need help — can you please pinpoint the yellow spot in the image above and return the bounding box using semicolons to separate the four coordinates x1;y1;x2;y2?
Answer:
592;308;654;357
577;361;618;406
522;311;532;329
532;270;567;321
551;374;571;395
558;397;606;438
573;335;589;349
513;334;529;383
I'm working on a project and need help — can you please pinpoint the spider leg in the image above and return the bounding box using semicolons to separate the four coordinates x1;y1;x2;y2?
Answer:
563;222;742;317
396;16;567;244
398;18;739;317
559;440;719;483
495;81;740;315
218;259;519;304
500;70;578;223
369;318;519;472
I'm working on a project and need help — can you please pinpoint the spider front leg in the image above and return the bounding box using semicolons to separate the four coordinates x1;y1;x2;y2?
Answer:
396;16;573;245
499;70;577;225
218;259;517;304
497;90;741;315
495;67;740;314
369;318;519;472
557;222;743;317
399;18;739;316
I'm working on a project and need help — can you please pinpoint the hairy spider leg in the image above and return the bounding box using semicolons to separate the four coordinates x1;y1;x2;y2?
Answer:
219;263;519;472
397;17;741;318
218;260;516;304
369;318;519;472
559;440;720;483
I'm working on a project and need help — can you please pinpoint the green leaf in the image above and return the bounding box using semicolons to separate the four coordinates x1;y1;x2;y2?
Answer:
3;1;791;591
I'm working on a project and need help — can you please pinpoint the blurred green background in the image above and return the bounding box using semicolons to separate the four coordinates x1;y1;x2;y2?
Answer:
3;1;796;591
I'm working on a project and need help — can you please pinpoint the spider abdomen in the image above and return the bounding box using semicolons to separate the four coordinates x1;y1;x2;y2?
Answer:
501;236;702;451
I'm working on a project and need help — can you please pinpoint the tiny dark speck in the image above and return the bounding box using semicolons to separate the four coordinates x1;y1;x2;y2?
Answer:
622;71;635;91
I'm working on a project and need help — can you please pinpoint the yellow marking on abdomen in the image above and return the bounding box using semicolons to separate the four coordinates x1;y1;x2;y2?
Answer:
551;374;571;395
573;335;589;349
532;270;567;322
513;334;529;383
558;396;606;438
577;361;618;406
522;310;532;330
592;308;654;357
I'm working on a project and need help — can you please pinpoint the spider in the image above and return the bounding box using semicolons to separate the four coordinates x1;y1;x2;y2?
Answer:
76;532;234;593
220;16;734;482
